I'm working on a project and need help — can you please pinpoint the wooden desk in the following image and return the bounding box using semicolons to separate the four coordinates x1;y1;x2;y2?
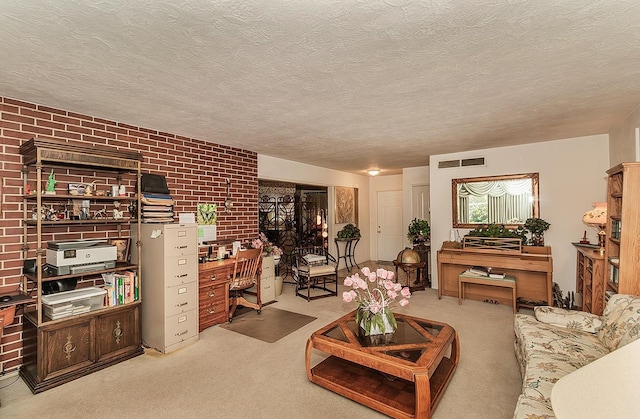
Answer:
437;242;552;307
198;259;234;331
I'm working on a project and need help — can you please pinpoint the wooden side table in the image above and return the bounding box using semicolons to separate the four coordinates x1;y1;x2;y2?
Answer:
393;260;427;292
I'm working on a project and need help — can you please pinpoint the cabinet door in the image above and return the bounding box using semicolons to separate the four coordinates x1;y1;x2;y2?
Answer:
41;319;93;381
96;304;141;362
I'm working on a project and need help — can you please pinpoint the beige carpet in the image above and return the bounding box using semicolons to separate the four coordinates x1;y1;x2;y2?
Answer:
220;307;316;343
0;261;524;418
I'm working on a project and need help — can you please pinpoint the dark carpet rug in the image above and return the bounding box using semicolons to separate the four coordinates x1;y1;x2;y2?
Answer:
219;307;317;343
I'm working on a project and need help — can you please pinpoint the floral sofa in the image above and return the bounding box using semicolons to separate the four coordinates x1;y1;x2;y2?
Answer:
513;293;640;419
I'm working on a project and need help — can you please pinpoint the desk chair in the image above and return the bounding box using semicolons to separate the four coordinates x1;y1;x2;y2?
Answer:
228;248;263;322
292;246;338;301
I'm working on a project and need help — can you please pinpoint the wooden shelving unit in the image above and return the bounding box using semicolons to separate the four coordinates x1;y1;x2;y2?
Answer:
573;243;605;315
19;137;144;393
604;163;640;300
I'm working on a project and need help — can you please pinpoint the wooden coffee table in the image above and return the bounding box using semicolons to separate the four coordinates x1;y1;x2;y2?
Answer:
305;311;459;418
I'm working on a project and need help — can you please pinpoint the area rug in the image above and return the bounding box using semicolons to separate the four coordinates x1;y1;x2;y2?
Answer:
219;307;317;343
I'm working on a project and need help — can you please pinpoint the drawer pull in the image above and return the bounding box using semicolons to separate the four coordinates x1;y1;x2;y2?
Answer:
207;289;216;297
176;330;188;336
113;320;123;344
210;275;217;281
176;245;188;249
207;306;216;314
62;333;76;360
176;302;189;307
176;273;188;278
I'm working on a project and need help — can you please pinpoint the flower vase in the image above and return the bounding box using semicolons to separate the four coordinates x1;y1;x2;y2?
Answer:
530;233;544;246
357;307;397;336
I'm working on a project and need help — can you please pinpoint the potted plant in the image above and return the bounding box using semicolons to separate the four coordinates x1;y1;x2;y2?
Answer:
337;223;361;239
407;218;430;244
523;218;551;246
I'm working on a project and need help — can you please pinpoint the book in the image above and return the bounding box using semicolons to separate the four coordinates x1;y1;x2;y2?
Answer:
468;266;490;276
489;272;506;279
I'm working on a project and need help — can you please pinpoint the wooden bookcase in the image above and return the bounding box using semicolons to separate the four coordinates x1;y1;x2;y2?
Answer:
573;244;606;315
604;163;640;300
19;138;143;393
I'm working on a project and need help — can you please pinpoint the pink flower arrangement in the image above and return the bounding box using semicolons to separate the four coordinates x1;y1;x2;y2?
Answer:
342;267;411;335
249;232;283;257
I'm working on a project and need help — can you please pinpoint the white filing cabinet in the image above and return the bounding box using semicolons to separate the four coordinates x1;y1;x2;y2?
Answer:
132;223;199;353
246;255;276;304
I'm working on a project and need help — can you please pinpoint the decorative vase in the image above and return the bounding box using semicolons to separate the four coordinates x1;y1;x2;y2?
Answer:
357;307;397;336
530;233;545;246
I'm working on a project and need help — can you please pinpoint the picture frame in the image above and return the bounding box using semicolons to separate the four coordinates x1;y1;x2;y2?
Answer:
109;238;131;263
335;186;358;225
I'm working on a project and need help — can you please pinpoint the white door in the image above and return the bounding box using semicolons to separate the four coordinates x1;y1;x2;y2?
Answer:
377;190;403;261
411;184;430;222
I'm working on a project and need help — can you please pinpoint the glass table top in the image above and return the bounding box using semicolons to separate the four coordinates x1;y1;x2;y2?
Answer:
321;316;445;363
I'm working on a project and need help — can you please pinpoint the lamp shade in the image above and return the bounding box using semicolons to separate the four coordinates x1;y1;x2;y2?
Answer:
583;202;607;227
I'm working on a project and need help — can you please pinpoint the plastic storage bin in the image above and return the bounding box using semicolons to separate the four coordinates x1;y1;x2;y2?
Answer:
42;287;107;320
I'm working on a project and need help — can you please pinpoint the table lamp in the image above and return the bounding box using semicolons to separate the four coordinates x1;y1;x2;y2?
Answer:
582;202;607;254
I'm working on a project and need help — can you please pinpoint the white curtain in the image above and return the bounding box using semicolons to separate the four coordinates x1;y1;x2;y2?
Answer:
457;180;532;224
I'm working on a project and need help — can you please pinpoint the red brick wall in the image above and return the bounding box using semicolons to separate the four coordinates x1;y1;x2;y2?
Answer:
0;96;258;373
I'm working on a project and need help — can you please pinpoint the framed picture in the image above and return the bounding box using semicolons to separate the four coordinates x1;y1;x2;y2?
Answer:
109;238;131;263
335;186;358;225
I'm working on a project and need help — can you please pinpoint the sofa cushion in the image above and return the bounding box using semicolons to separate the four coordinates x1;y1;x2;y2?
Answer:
534;306;602;333
520;352;590;406
512;393;555;419
515;314;608;364
597;294;640;351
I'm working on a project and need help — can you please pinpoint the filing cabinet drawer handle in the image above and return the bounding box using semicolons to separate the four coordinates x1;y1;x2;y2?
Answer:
207;289;216;297
175;330;188;336
176;273;188;278
176;302;189;307
176;245;188;249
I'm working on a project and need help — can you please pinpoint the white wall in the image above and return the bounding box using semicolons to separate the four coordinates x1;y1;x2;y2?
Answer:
429;135;610;296
609;102;640;165
258;155;370;264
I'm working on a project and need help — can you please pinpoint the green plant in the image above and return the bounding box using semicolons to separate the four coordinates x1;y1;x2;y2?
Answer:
337;223;361;239
466;223;527;244
523;218;550;235
407;218;430;242
523;218;550;246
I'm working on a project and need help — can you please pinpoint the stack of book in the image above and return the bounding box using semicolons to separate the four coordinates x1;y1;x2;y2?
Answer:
102;270;139;306
141;193;174;223
466;265;506;279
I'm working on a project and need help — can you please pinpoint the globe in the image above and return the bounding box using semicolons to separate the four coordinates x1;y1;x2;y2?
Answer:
396;248;421;264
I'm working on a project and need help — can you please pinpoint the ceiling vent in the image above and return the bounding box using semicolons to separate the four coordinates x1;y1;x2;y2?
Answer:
438;159;461;169
461;157;485;167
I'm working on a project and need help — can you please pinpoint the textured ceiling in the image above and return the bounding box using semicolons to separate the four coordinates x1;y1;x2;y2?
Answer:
2;1;640;175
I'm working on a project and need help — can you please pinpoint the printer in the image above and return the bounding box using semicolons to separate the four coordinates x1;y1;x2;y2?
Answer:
46;240;117;275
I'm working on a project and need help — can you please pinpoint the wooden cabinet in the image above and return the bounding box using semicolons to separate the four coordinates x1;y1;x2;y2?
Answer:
21;304;140;393
604;163;640;298
198;260;232;331
573;244;606;315
132;224;199;353
436;242;553;307
19;138;143;393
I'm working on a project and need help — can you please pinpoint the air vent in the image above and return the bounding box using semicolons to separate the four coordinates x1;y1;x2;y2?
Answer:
438;159;460;169
461;157;485;167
